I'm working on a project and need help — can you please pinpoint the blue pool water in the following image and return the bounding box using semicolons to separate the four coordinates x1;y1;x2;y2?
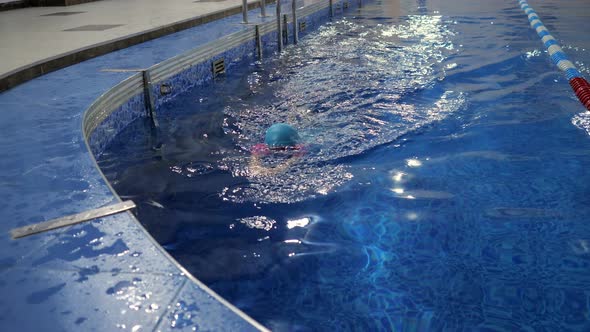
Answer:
99;0;590;330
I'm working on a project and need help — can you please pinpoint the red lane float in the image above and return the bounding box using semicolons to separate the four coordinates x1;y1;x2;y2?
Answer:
569;78;590;111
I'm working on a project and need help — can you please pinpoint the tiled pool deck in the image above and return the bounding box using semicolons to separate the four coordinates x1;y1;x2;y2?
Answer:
0;0;318;330
0;0;270;91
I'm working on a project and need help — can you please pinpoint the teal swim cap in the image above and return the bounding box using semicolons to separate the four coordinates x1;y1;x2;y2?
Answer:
264;123;300;148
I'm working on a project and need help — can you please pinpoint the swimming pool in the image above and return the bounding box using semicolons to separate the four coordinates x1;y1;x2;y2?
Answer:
99;0;590;330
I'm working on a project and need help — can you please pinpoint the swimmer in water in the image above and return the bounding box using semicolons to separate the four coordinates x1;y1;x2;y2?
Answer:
249;123;305;176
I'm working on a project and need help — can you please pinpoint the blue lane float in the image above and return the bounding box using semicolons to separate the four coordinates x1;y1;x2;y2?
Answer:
518;0;590;110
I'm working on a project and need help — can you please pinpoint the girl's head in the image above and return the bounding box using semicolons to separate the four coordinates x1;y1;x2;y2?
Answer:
264;123;301;149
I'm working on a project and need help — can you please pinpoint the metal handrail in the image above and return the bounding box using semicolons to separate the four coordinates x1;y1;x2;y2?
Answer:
11;201;136;239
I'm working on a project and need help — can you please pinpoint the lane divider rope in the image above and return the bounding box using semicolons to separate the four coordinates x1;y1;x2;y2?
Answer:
518;0;590;111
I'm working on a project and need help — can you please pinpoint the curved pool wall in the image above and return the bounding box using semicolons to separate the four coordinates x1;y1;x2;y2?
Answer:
0;0;362;331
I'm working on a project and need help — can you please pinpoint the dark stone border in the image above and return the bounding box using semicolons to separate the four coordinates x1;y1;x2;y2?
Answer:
0;1;266;92
28;0;101;6
0;0;26;11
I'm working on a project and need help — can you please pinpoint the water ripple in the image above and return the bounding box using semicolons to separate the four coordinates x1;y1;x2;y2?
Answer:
222;16;464;203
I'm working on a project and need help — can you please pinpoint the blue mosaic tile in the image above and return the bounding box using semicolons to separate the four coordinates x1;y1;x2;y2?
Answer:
0;230;64;276
152;41;259;110
89;93;146;157
0;266;184;332
156;280;262;332
15;214;182;276
154;61;215;109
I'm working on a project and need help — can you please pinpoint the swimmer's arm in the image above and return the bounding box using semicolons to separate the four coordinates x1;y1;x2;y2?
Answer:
249;154;300;177
249;155;264;176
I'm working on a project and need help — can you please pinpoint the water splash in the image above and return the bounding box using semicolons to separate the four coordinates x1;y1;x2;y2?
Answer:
238;216;276;231
220;17;463;204
572;111;590;136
